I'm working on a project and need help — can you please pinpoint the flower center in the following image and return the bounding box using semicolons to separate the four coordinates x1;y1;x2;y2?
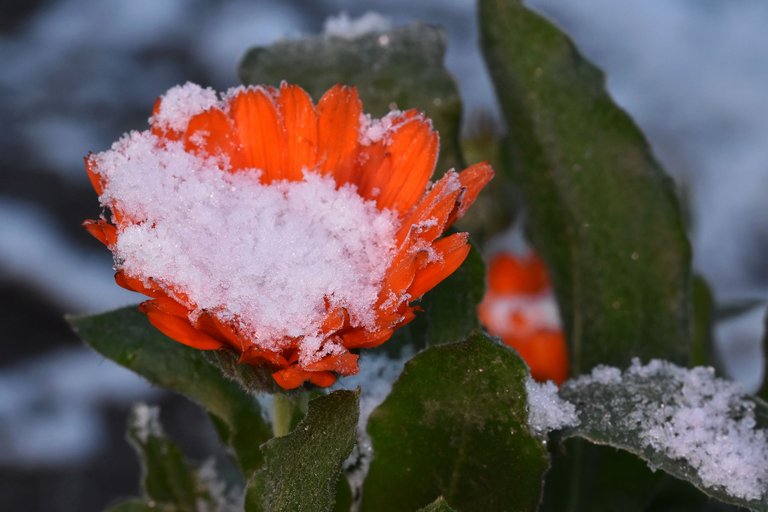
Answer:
95;131;399;354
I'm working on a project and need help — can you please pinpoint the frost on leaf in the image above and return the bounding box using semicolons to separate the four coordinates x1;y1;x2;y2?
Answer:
561;359;768;502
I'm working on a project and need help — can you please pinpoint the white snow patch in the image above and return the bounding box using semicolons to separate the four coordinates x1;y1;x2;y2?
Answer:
525;377;579;437
358;111;404;146
570;359;768;501
323;11;392;39
150;82;218;132
129;402;163;444
94;125;399;363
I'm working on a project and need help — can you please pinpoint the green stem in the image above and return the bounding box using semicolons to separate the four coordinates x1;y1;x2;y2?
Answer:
272;393;293;437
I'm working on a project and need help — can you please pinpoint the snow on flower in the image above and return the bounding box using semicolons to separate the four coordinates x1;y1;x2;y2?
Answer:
84;82;493;389
477;252;568;384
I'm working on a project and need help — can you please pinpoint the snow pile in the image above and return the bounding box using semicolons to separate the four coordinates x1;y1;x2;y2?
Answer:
569;359;768;500
93;87;400;364
150;82;219;132
525;377;578;437
323;11;392;39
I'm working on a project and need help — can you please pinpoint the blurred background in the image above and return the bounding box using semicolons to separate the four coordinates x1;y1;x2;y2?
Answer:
1;0;767;510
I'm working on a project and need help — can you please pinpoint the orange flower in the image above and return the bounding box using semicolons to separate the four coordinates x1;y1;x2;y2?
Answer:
84;82;493;390
478;252;568;384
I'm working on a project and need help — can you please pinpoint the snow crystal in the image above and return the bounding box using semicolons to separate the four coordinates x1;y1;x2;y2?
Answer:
323;11;392;39
94;120;399;364
150;82;218;132
358;111;404;146
525;377;579;438
568;359;768;501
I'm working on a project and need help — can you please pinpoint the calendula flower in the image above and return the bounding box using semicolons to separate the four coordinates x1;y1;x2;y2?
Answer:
478;252;568;384
84;82;493;389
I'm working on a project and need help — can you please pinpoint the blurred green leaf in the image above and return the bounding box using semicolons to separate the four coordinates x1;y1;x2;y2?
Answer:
479;0;692;374
691;275;716;368
558;364;768;511
361;331;548;512
417;497;457;512
245;390;359;512
104;500;174;512
239;23;464;174
68;307;271;475
125;403;224;511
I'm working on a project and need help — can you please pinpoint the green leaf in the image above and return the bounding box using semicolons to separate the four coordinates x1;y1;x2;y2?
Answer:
68;307;272;475
559;362;768;511
361;331;549;512
125;403;222;511
691;275;716;368
417;497;457;512
246;390;360;512
479;0;692;373
540;440;738;512
239;23;464;174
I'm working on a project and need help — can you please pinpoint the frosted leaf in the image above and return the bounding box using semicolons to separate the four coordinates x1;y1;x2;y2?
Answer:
562;359;768;503
323;12;392;39
525;377;578;438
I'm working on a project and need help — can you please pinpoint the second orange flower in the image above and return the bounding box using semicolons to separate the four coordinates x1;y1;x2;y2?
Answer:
84;82;493;389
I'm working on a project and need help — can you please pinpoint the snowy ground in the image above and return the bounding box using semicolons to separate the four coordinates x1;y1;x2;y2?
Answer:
1;0;767;510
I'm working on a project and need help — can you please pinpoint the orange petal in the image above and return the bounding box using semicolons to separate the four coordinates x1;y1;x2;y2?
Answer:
114;271;166;298
84;154;104;196
271;367;337;389
376;245;417;313
341;328;395;349
447;161;495;226
408;232;471;299
305;352;359;375
184;108;248;171
395;171;460;245
140;300;223;350
316;85;362;184
279;83;318;180
229;88;285;182
506;330;569;385
488;253;549;295
321;307;348;334
360;113;438;213
83;219;117;247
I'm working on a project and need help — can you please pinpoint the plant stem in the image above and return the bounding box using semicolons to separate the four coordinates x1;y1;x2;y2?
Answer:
272;393;293;437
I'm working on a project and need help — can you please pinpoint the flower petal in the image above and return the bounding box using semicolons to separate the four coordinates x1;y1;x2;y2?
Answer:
229;87;285;182
316;85;362;184
83;219;117;247
488;253;549;295
140;299;224;350
447;161;495;226
279;83;319;180
184;108;248;171
356;112;438;213
408;232;471;299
